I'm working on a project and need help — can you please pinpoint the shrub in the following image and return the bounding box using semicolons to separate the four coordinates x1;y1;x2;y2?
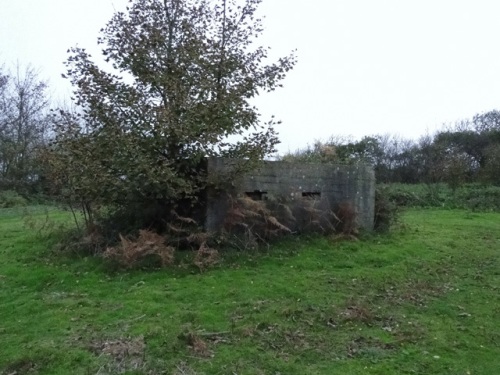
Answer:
379;184;430;207
374;186;400;232
454;184;500;211
378;182;500;212
0;190;27;208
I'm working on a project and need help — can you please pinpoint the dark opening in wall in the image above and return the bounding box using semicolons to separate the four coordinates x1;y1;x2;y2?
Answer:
302;192;321;199
245;190;268;201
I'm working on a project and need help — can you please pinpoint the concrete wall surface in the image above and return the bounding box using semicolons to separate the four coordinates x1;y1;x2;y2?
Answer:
205;158;375;233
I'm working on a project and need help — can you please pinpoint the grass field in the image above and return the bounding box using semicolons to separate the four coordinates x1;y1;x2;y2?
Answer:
0;207;499;374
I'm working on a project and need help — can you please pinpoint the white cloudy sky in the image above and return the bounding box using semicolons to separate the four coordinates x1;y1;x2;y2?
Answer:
2;0;500;153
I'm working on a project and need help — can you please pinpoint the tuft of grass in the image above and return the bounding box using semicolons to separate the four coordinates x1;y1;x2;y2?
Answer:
0;206;499;374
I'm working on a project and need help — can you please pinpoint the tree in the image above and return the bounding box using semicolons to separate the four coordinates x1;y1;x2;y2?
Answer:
480;144;500;185
47;0;296;228
472;110;500;132
432;112;500;185
0;64;50;192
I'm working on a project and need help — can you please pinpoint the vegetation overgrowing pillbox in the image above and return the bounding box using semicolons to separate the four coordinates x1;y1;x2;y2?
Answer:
205;158;376;234
42;0;296;234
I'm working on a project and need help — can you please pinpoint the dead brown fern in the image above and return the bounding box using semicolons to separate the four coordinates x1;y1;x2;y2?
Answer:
294;197;338;234
187;231;212;246
103;229;175;268
194;242;219;272
162;209;204;250
170;209;197;225
336;201;358;235
223;195;292;249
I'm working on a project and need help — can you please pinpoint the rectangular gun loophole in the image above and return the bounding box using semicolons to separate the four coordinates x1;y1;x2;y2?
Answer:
245;190;268;201
302;192;321;199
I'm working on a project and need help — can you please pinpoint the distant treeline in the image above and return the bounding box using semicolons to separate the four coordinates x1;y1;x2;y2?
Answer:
2;59;500;198
281;110;500;188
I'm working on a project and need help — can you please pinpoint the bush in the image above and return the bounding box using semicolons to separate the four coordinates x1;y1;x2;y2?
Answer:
374;186;400;232
378;183;444;208
0;190;28;208
454;184;500;211
379;183;500;211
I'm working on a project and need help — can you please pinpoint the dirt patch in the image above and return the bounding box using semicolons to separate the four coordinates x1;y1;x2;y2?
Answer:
178;332;212;358
340;302;377;325
177;330;230;358
1;359;37;375
346;336;396;358
379;279;453;308
89;335;145;374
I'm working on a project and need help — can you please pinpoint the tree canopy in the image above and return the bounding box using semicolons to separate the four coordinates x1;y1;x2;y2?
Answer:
47;0;296;224
0;64;50;192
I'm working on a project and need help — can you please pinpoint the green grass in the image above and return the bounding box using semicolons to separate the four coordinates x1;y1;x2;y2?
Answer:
0;207;499;374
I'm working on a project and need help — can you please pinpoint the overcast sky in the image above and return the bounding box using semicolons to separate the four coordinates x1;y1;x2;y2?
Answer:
2;0;500;153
